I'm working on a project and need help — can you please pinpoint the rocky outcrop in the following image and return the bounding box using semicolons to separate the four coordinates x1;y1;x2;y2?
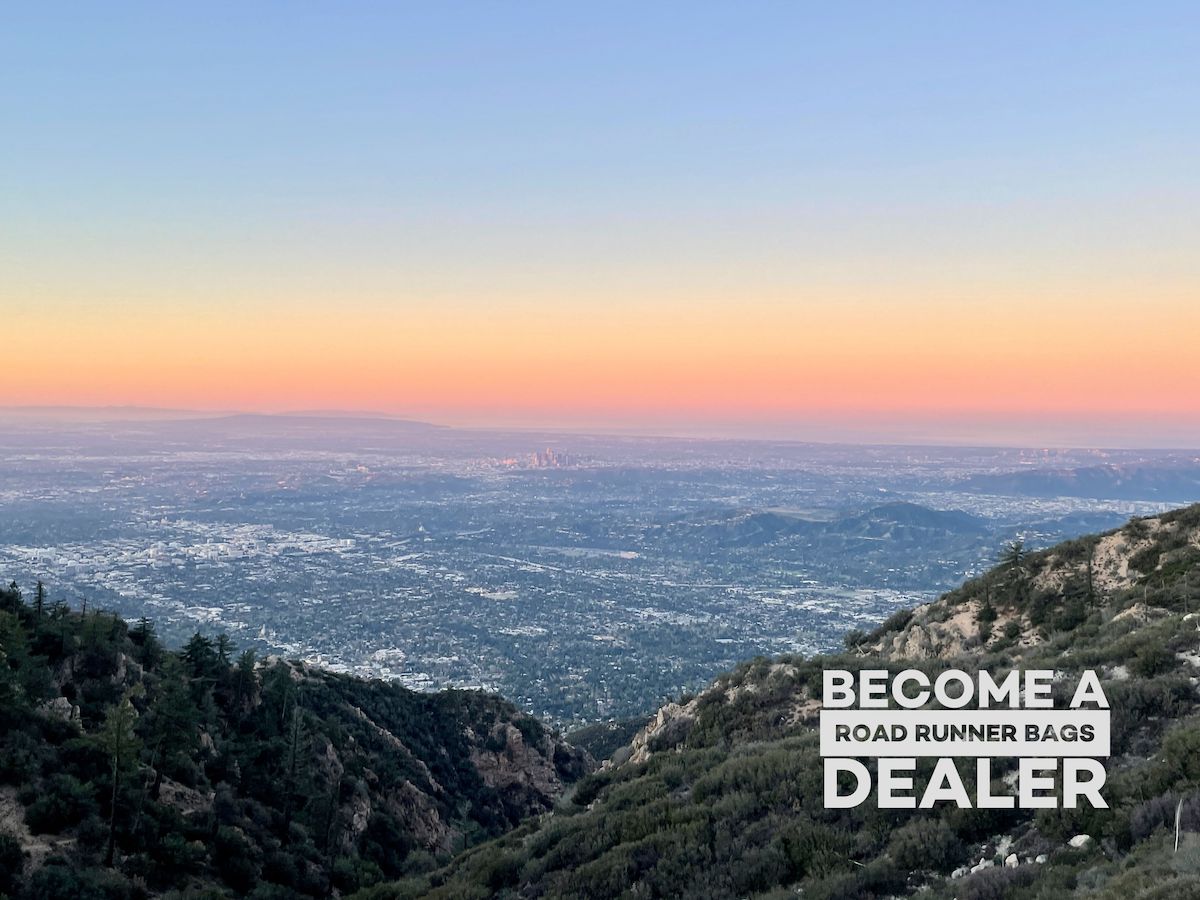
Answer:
874;509;1200;663
471;722;587;816
878;599;986;660
624;701;698;766
36;696;80;724
387;779;456;855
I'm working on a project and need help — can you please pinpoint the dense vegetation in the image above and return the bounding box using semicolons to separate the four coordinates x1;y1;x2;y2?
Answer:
4;506;1200;899
360;505;1200;899
0;584;587;899
564;719;646;764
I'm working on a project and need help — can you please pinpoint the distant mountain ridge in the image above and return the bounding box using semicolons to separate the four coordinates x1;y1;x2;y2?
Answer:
184;413;442;431
662;500;987;548
0;406;442;431
964;462;1200;501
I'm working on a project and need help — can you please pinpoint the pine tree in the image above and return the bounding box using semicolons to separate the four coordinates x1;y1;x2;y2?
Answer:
216;633;233;666
1000;538;1026;569
0;612;34;706
1;582;21;615
142;657;199;799
130;617;162;669
233;649;259;711
183;632;218;678
98;693;142;867
282;703;307;832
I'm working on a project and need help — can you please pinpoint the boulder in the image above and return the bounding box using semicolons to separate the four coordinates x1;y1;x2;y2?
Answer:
37;696;80;724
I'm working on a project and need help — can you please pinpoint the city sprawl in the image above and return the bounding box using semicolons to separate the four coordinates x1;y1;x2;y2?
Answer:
1;413;1193;727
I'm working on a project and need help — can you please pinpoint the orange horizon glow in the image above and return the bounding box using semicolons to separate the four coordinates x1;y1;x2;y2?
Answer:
6;285;1200;437
6;4;1200;447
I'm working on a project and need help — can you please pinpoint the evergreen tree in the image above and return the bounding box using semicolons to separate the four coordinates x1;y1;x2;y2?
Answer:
183;632;218;679
140;656;199;798
129;617;162;670
216;633;233;666
1000;538;1026;569
98;693;142;867
233;649;259;711
1;581;20;615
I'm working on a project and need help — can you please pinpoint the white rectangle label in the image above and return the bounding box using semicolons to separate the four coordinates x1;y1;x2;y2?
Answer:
819;710;1110;757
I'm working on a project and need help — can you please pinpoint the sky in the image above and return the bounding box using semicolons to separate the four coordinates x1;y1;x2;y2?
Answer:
3;3;1199;445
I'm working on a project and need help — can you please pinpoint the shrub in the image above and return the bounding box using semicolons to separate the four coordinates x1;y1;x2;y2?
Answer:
0;832;24;896
959;865;1037;900
24;774;97;834
23;863;135;900
0;730;45;785
888;818;965;872
1131;644;1175;678
866;609;913;643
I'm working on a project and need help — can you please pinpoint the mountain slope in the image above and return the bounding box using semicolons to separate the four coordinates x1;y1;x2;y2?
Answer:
0;586;590;898
371;504;1200;900
963;462;1200;502
660;501;986;549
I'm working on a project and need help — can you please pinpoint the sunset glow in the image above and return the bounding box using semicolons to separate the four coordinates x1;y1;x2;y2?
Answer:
3;4;1199;444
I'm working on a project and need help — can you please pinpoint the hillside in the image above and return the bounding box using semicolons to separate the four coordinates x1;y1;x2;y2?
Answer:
962;462;1200;502
368;504;1200;900
662;501;987;549
0;586;589;898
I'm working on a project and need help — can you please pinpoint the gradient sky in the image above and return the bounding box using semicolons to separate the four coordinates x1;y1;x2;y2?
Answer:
3;3;1199;445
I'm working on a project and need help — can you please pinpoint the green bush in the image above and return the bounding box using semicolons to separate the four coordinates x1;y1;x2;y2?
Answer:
24;774;97;834
22;864;135;900
0;832;24;896
888;818;965;872
1131;644;1175;678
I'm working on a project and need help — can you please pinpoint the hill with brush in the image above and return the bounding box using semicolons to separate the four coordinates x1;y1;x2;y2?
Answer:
0;585;589;899
363;504;1200;900
4;505;1200;899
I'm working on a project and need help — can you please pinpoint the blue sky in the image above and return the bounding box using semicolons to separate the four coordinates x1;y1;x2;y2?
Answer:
3;4;1199;444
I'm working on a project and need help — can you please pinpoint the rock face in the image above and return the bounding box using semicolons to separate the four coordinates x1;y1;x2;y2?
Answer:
626;701;698;765
471;722;589;818
389;779;456;855
874;509;1200;662
158;779;214;818
881;599;992;660
623;661;807;766
279;663;593;855
37;696;80;723
342;785;373;851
